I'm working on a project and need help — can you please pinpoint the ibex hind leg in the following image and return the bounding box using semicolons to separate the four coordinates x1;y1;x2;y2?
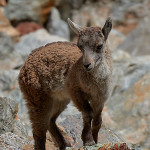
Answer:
69;90;95;146
48;98;71;150
27;97;51;150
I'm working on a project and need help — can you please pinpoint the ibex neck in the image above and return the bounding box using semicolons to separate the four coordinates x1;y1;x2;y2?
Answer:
89;58;111;79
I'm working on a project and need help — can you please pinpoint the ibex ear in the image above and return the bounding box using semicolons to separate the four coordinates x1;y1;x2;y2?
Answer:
67;18;82;35
102;17;112;41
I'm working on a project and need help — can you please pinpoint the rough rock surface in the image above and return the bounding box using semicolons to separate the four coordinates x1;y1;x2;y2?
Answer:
112;56;150;94
0;8;20;39
0;97;27;138
16;22;42;36
0;97;28;149
0;132;28;150
15;29;68;61
118;16;150;56
103;56;150;150
0;31;14;59
0;0;6;6
47;7;70;40
4;0;55;24
110;0;150;25
0;97;17;134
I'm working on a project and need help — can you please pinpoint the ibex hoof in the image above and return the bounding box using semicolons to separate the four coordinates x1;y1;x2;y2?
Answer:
84;140;95;146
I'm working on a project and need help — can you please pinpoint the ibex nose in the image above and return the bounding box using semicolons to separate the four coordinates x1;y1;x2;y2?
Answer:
84;63;91;69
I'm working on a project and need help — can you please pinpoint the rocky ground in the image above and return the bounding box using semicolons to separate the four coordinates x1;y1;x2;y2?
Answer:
0;0;150;150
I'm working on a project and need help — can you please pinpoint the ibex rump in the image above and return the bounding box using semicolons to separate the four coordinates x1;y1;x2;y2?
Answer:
18;18;112;150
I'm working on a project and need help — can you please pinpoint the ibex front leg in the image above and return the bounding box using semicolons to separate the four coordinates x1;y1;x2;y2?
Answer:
70;90;95;146
91;102;104;143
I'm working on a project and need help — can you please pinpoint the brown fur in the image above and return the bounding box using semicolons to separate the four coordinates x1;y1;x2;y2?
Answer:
18;18;113;150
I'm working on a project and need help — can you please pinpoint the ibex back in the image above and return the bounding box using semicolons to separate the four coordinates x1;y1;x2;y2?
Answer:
18;18;113;150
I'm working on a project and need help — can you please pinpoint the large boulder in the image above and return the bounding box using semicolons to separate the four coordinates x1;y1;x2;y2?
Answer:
117;16;150;56
103;56;150;150
0;70;30;134
0;97;28;149
112;56;150;93
0;31;23;70
4;0;55;24
0;31;14;59
0;97;28;137
0;8;20;38
47;7;70;40
15;29;68;61
110;0;149;25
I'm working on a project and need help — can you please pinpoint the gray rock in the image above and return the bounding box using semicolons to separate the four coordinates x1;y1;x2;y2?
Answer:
0;97;17;134
47;7;70;40
0;132;28;150
0;97;28;137
4;0;55;24
59;114;124;148
111;56;150;95
111;49;131;62
117;16;150;56
15;29;68;61
66;143;133;150
0;32;14;59
104;72;150;150
110;0;149;25
103;56;150;150
56;0;84;20
0;32;23;70
0;70;31;135
0;51;24;70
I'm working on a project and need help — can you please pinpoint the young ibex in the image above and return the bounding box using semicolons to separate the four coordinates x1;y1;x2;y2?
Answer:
18;18;112;150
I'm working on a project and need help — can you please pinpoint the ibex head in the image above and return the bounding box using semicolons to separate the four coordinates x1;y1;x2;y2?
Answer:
68;18;112;71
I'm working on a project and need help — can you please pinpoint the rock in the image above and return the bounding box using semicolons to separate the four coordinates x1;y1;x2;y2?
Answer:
0;132;28;150
0;70;19;94
0;52;24;70
110;0;150;25
72;1;110;27
56;0;84;20
0;97;28;139
16;22;42;36
111;56;150;94
57;103;125;148
0;70;30;135
0;31;14;59
111;49;131;62
59;114;124;148
15;29;68;61
117;16;150;56
0;8;20;39
0;97;18;134
0;31;23;70
0;97;28;149
47;7;70;40
0;0;6;6
4;0;55;24
103;56;150;150
66;143;132;150
109;29;126;51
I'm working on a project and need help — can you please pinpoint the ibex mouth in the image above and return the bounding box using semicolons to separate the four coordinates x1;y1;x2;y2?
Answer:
86;67;93;71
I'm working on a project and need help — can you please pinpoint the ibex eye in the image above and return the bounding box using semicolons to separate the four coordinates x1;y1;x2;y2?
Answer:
97;44;103;50
96;44;103;53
